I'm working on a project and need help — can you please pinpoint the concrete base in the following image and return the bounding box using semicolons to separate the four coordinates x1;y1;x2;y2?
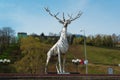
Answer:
57;72;70;74
47;72;80;74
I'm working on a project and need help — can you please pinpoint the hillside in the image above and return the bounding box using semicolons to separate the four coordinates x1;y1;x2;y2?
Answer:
2;42;120;74
43;44;120;74
65;45;120;74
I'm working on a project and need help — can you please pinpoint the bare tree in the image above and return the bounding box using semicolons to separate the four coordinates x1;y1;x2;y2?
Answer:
0;27;15;53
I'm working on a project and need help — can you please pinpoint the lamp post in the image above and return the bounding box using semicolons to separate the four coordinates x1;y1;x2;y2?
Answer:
80;29;88;74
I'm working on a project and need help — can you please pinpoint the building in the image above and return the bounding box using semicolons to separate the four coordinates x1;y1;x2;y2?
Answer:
17;32;27;39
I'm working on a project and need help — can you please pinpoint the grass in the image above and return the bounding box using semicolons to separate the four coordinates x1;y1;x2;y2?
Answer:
86;46;120;65
61;45;120;74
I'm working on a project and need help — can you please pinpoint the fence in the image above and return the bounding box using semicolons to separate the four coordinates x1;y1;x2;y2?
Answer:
0;73;120;80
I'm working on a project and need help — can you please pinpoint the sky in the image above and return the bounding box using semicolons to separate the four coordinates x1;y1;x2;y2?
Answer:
0;0;120;36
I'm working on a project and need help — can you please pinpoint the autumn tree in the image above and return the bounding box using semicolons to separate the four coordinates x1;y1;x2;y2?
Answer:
14;36;49;74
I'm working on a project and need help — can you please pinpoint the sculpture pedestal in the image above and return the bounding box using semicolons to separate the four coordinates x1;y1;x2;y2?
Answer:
47;72;80;74
58;72;70;74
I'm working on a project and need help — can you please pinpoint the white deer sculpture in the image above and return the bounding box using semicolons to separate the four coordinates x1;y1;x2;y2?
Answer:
45;8;82;74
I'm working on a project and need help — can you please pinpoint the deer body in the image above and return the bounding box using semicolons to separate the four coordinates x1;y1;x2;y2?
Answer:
44;8;82;74
45;24;69;74
47;27;68;56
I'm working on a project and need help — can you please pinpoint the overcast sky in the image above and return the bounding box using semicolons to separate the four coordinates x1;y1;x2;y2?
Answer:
0;0;120;36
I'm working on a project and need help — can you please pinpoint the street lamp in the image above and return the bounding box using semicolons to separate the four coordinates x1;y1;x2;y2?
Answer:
80;29;88;74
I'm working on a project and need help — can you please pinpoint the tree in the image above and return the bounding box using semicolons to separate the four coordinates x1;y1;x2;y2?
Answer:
73;37;84;45
107;35;114;47
14;36;49;73
40;32;45;37
112;33;118;47
0;27;15;54
94;34;103;47
86;34;115;48
86;35;94;46
69;34;76;45
0;27;17;73
118;35;120;41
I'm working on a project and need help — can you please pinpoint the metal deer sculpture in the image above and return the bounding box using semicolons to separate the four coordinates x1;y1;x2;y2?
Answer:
45;8;82;74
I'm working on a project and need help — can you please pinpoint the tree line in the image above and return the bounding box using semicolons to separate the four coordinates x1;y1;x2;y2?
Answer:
42;32;120;48
73;34;120;48
30;32;120;48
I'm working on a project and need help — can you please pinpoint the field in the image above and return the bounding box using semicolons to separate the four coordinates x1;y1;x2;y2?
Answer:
48;45;120;74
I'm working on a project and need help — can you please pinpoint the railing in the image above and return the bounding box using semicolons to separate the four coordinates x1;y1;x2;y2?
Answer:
0;73;120;80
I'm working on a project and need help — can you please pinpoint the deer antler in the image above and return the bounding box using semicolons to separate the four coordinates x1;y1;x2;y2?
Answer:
45;7;82;24
68;14;73;20
63;12;65;22
44;7;64;24
68;11;83;21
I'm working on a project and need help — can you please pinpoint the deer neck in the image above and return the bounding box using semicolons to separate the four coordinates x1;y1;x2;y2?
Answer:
60;27;67;39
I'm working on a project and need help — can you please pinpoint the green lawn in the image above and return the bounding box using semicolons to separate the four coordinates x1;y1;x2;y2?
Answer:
86;46;120;65
66;45;120;74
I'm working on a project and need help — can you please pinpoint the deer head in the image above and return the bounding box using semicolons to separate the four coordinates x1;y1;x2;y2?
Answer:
45;7;82;28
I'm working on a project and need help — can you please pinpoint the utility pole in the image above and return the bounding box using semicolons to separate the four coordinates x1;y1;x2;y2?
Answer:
80;29;88;74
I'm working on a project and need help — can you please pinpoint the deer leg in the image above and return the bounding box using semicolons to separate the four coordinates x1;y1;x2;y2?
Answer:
62;54;66;73
57;47;62;73
56;61;60;73
45;54;51;74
